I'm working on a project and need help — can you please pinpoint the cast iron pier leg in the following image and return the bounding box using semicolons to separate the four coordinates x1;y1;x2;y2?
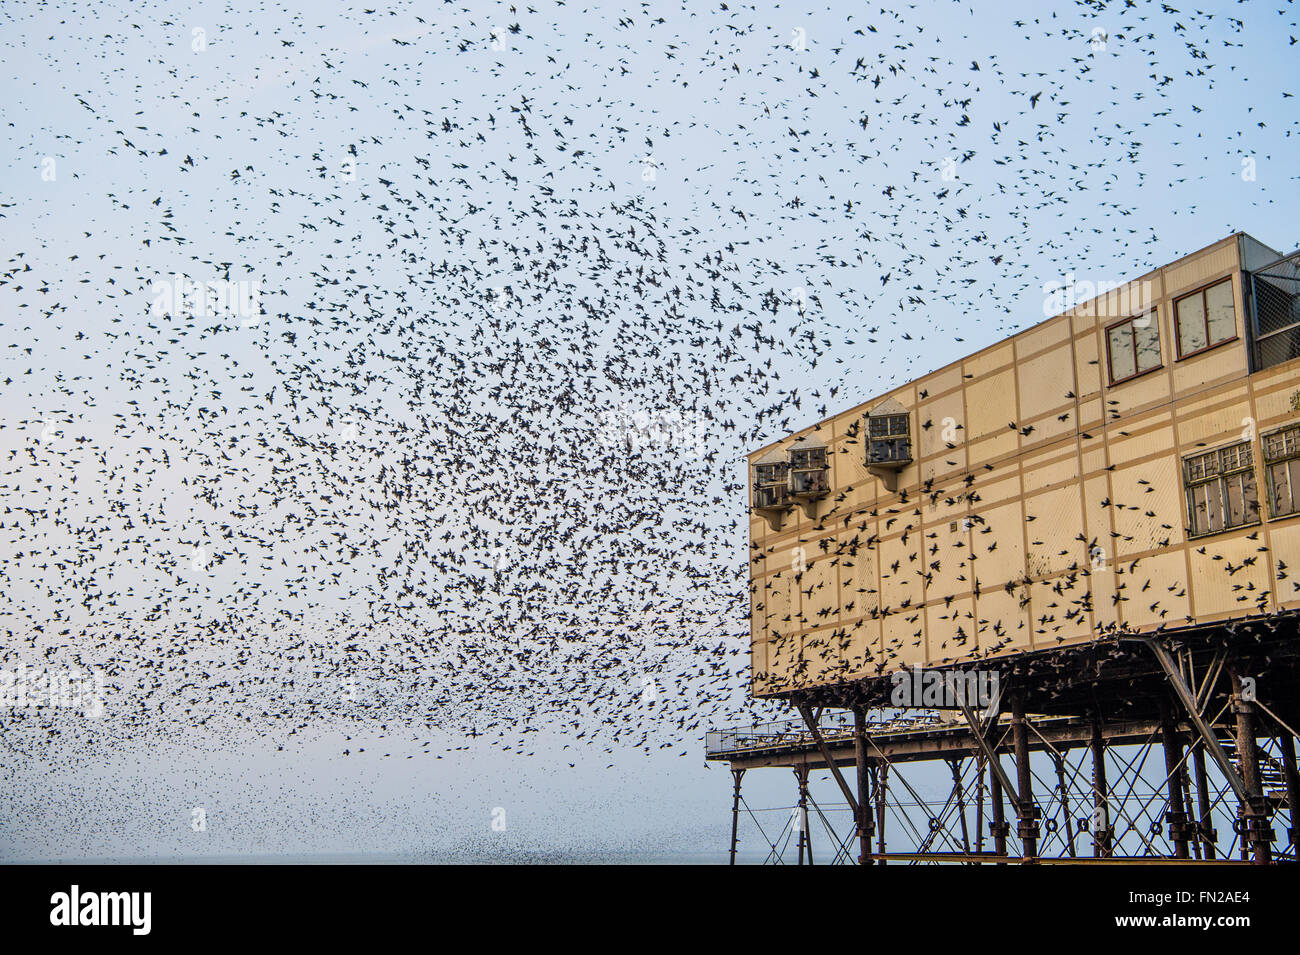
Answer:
990;754;1008;862
876;762;888;865
949;758;971;855
1192;742;1217;860
1012;691;1038;861
1160;701;1190;859
1091;717;1111;858
728;768;745;865
1229;667;1272;864
1181;757;1200;860
1053;751;1076;858
795;764;811;866
854;707;874;865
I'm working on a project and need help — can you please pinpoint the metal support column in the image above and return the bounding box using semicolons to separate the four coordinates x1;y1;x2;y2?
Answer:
1091;717;1111;858
1052;751;1076;858
1229;667;1272;864
794;764;811;866
728;768;745;866
1159;702;1191;859
875;762;888;865
1181;756;1200;860
797;704;858;818
853;706;874;865
1142;637;1250;807
1192;742;1217;860
1012;692;1038;861
989;755;1008;861
949;758;971;855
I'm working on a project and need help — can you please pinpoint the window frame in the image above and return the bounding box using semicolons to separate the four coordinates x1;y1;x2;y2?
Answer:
1104;310;1163;386
1262;423;1300;520
752;461;791;510
788;446;829;497
867;412;912;466
1173;276;1238;361
1182;438;1261;539
789;446;827;472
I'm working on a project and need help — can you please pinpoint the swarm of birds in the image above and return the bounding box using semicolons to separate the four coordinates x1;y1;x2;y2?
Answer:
0;0;1296;780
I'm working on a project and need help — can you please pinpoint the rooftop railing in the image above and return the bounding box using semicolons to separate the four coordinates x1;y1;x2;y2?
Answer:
705;710;950;758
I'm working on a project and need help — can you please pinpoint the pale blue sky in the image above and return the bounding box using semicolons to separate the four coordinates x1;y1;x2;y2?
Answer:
0;0;1296;860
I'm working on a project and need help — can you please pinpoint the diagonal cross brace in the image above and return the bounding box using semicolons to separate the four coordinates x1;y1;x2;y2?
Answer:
1140;637;1250;807
797;704;859;816
959;699;1023;815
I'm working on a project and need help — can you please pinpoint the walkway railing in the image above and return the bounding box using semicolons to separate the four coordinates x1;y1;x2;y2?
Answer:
706;710;948;758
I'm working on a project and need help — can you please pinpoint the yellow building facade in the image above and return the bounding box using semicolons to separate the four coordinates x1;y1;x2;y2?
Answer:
749;233;1300;698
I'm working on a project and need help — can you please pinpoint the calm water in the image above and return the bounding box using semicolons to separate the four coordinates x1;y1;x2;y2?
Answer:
12;851;736;865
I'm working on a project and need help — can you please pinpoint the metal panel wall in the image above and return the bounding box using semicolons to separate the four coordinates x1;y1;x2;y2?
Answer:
749;234;1300;697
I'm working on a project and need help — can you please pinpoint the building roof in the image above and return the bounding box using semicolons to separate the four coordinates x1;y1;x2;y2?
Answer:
747;231;1284;462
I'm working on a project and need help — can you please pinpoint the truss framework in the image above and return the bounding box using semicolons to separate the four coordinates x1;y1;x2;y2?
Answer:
711;633;1300;865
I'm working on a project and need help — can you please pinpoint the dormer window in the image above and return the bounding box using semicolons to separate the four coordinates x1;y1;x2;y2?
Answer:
789;447;828;496
868;414;911;464
752;449;792;531
753;460;790;510
788;436;830;518
866;398;912;492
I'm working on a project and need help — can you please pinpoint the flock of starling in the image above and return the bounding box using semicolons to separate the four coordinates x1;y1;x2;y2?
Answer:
0;0;1295;796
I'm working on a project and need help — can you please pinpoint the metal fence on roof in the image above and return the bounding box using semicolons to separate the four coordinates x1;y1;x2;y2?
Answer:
1252;249;1300;370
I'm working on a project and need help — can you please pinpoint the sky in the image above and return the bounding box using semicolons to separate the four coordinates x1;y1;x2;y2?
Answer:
0;0;1297;860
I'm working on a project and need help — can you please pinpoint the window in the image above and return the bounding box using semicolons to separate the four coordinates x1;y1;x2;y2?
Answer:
789;446;829;496
868;413;911;465
1174;277;1236;358
753;461;789;509
1106;313;1162;384
1263;424;1300;519
1183;440;1259;537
